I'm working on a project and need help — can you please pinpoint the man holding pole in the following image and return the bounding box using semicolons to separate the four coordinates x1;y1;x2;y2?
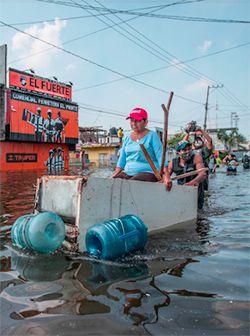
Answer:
164;140;207;209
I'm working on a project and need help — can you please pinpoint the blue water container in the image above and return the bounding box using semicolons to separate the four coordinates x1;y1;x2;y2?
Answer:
85;214;148;260
11;212;66;253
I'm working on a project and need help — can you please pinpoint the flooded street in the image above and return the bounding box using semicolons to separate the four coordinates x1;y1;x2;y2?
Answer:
0;167;249;336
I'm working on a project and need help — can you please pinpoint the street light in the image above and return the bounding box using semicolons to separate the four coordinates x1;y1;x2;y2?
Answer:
203;84;223;131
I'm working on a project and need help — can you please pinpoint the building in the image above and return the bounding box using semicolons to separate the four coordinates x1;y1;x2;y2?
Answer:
0;45;78;171
79;127;120;168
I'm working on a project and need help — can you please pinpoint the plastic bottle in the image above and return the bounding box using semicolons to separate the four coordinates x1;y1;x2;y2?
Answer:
85;214;148;260
11;212;66;253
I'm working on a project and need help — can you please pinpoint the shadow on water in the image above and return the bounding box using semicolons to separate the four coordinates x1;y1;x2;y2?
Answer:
0;167;249;335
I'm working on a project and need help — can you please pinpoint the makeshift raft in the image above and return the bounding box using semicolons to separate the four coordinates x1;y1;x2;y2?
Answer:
34;176;198;252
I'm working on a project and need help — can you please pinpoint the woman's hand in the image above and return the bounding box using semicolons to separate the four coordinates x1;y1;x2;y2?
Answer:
112;167;122;178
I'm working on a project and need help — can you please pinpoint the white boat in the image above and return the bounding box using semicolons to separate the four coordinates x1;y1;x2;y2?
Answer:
35;175;198;252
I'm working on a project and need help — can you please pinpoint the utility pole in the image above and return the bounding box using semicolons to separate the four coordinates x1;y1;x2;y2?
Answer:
203;86;210;131
231;112;236;128
203;84;223;131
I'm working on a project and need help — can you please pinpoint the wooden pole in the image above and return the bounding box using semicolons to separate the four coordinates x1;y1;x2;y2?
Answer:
139;144;162;181
160;91;174;176
171;168;208;181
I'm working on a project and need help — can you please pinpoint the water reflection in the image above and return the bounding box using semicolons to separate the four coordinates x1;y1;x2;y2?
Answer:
0;168;249;335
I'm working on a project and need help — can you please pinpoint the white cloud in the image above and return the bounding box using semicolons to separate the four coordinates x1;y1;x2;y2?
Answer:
198;40;212;53
65;63;76;71
186;78;214;92
12;19;67;73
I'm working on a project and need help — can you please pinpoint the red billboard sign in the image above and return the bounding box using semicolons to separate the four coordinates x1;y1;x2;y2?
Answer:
9;68;72;101
8;89;78;144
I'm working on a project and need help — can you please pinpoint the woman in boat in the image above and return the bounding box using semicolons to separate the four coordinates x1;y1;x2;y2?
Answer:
112;107;171;190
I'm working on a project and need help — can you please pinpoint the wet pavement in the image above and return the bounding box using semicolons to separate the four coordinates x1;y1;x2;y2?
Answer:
0;166;249;335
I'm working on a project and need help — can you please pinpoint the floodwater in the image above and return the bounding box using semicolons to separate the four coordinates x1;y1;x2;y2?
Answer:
0;166;249;335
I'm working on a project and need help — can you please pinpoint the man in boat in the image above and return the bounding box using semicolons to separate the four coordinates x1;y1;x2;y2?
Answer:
112;107;169;185
222;153;239;175
164;140;207;209
183;123;213;191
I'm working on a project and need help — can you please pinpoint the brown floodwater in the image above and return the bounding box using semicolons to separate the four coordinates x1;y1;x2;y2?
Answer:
0;166;249;335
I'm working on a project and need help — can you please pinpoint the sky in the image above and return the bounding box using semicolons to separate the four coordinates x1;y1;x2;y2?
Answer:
0;0;249;138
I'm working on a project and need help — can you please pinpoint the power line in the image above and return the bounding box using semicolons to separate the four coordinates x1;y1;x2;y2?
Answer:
74;42;248;92
35;0;250;24
8;1;181;65
1;19;203;105
75;0;219;88
78;103;182;127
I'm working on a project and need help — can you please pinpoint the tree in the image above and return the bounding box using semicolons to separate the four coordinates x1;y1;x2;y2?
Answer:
217;128;246;151
167;132;186;148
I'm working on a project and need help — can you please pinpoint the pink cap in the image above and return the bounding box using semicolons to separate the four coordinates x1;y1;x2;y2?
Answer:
126;107;148;121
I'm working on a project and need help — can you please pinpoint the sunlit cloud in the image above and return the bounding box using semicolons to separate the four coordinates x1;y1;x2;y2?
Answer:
65;63;76;71
12;19;67;73
198;40;212;53
186;78;214;92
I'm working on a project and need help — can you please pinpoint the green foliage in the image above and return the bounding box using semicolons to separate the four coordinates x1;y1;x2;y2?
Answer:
217;128;246;151
167;132;186;148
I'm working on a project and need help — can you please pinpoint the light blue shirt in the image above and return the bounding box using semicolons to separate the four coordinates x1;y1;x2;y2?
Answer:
117;130;168;176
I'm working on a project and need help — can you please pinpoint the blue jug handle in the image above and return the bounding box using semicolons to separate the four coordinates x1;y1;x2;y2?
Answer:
119;230;138;240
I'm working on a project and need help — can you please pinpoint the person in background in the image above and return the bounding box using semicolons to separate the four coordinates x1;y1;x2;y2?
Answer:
242;153;250;169
183;125;213;191
164;140;206;209
215;154;221;168
117;127;124;145
208;153;217;174
222;153;239;175
112;107;171;189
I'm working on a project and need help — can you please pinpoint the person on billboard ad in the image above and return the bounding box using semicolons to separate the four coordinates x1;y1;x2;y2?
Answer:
34;107;44;142
43;109;55;142
54;111;64;143
44;149;56;172
55;147;64;171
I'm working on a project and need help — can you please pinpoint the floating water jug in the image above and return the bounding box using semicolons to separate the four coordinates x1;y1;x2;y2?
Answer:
11;212;66;253
85;214;148;260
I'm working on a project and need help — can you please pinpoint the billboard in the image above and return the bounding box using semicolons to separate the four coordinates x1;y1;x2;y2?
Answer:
8;89;78;144
9;68;72;101
0;44;7;86
0;141;69;171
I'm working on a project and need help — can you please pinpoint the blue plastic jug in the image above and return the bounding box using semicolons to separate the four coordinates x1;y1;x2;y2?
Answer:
85;214;148;260
11;212;66;253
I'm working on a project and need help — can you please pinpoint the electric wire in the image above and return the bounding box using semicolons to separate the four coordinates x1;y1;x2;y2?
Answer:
0;20;205;105
73;0;219;89
74;42;249;92
35;0;249;24
88;0;220;85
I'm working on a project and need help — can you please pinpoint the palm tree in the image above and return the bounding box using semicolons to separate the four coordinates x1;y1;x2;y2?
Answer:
217;129;246;151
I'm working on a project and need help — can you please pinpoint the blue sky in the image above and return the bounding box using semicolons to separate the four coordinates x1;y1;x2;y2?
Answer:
1;0;249;138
